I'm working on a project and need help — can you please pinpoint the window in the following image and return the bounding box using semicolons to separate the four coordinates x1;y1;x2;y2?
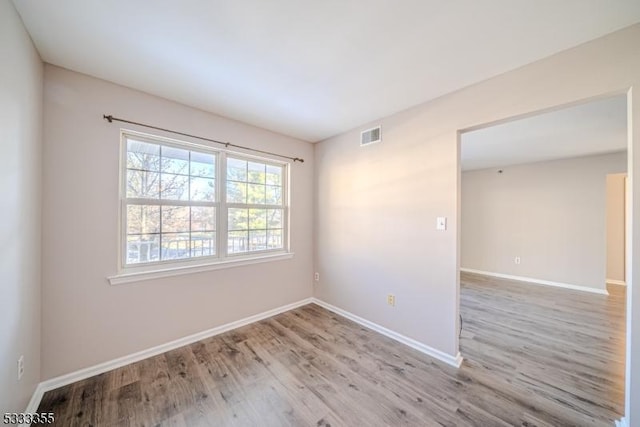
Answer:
120;131;288;271
226;157;285;254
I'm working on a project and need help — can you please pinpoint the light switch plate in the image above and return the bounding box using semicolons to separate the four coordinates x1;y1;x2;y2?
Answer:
436;217;447;231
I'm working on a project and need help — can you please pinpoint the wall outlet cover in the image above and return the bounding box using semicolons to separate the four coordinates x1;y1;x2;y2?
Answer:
17;355;24;380
387;294;396;306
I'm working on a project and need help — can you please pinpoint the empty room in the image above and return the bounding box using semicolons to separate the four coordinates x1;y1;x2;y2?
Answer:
2;1;639;426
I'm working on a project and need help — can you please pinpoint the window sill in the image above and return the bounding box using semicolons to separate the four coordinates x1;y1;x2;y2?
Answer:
108;252;294;285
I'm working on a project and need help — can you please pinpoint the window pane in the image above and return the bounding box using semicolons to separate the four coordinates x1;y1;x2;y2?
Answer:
249;209;267;230
248;162;266;184
191;232;216;257
161;173;189;200
127;140;160;171
227;158;247;181
226;181;247;203
127;170;160;199
161;233;190;260
127;234;160;264
267;209;282;229
266;165;282;185
267;229;283;249
191;207;215;231
124;140;286;265
190;177;215;201
247;184;266;204
190;152;215;178
162;206;190;233
161;146;189;175
249;230;267;251
228;231;248;254
266;185;282;205
228;208;248;231
127;205;160;234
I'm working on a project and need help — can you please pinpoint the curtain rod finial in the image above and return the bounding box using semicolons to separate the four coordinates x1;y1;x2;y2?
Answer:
103;114;113;123
294;158;304;163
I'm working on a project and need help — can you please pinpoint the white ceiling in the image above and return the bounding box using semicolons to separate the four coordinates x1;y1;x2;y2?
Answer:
12;1;640;142
461;95;627;171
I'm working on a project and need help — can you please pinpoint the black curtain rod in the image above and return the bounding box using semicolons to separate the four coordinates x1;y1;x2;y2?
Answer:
103;114;304;163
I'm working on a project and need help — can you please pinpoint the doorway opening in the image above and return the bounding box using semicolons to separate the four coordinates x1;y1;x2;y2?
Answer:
457;93;629;425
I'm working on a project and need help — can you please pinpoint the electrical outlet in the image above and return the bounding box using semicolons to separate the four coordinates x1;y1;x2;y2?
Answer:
515;256;521;265
314;272;320;281
17;355;24;381
387;294;395;306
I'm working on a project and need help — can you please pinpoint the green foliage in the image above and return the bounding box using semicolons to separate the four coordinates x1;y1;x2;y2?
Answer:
226;157;284;252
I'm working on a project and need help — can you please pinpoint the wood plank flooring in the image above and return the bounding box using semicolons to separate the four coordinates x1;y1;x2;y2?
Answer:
35;273;626;426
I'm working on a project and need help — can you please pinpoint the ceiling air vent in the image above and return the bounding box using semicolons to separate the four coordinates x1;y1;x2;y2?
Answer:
360;126;381;146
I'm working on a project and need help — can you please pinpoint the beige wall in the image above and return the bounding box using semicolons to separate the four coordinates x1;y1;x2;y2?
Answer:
607;173;627;283
0;1;43;413
314;24;640;424
41;65;314;379
461;152;626;291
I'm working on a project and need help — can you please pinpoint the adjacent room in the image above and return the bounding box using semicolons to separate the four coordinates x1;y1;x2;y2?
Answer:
459;95;628;425
2;1;640;426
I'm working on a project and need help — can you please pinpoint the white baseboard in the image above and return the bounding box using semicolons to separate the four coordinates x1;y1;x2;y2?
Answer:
26;297;314;414
607;279;626;286
310;298;463;369
21;383;46;425
615;416;628;427
461;268;609;296
27;295;464;418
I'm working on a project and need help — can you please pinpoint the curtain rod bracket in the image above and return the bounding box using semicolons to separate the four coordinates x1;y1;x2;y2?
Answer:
103;114;113;123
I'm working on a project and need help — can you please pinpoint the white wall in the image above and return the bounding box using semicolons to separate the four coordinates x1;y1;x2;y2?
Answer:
461;152;626;292
607;173;627;283
42;65;314;379
0;0;43;413
314;23;640;424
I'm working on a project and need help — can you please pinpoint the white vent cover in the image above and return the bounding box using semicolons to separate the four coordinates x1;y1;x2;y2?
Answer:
360;126;381;146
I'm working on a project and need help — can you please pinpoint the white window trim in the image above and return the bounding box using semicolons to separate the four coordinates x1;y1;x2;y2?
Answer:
108;252;294;285
109;129;291;285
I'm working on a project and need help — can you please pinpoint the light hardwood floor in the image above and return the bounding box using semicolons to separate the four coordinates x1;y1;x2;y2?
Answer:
35;273;626;426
